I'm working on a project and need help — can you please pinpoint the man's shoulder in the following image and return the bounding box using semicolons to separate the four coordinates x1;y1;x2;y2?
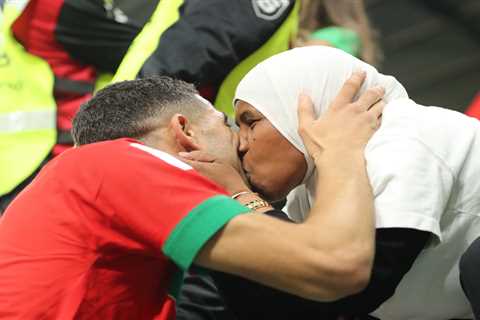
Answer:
70;138;193;175
49;139;138;174
62;138;132;160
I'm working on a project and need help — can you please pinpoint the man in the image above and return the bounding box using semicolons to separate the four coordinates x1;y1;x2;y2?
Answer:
0;75;384;319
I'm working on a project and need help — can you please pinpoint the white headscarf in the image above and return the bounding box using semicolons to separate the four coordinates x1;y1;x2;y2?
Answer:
234;46;409;221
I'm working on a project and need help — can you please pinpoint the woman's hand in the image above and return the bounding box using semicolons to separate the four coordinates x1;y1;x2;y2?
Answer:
297;71;385;161
179;151;250;195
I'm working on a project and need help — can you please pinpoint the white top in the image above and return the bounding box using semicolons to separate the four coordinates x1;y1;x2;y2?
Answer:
364;99;480;319
283;99;480;319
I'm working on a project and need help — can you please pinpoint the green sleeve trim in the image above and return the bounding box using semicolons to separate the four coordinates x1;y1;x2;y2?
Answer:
163;195;250;271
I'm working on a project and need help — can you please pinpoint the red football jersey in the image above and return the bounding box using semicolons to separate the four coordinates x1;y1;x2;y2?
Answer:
0;139;249;319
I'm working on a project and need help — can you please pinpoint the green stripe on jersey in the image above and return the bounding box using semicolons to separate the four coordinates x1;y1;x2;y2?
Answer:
163;195;250;270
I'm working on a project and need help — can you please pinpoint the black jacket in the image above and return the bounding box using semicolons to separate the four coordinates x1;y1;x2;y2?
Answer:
55;0;295;97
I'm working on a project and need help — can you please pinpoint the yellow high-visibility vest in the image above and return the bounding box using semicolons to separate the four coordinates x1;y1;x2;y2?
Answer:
214;1;299;116
112;0;184;84
112;0;300;117
0;2;56;196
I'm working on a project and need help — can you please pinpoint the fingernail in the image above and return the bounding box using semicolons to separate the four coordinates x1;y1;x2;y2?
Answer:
178;152;190;158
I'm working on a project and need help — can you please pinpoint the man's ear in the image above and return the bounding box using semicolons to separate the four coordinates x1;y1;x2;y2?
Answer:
170;114;201;152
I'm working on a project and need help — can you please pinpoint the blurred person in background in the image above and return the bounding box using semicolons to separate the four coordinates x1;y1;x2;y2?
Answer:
0;0;300;213
0;0;380;213
296;0;381;66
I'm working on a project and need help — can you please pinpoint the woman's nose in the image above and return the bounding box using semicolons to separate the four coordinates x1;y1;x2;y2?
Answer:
238;131;248;155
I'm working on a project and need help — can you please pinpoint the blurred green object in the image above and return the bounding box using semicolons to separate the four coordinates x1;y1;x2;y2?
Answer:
309;26;360;57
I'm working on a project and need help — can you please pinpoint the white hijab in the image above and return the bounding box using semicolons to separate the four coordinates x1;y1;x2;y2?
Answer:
234;46;409;221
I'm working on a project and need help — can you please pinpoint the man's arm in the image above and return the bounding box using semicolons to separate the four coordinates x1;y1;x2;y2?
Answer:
193;74;384;301
177;208;429;319
210;226;430;319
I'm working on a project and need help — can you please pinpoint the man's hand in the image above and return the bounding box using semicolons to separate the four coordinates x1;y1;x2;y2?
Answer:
297;71;385;162
179;151;249;195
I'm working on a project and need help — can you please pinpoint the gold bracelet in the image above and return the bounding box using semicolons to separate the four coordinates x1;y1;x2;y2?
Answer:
231;190;254;200
244;199;270;211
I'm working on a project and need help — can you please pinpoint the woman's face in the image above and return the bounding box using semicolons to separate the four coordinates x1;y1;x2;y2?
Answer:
235;100;307;201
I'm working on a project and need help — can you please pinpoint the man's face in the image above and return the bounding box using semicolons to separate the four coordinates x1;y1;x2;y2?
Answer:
192;104;242;173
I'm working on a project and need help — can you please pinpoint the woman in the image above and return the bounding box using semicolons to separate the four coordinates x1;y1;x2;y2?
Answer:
185;46;480;319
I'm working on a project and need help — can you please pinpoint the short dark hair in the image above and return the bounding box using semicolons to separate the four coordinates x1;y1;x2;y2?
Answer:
72;76;205;145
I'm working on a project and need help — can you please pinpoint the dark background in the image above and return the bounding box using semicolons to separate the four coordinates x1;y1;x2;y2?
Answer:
366;0;480;112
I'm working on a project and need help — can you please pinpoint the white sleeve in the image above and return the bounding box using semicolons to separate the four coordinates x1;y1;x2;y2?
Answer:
365;137;454;241
283;184;309;223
